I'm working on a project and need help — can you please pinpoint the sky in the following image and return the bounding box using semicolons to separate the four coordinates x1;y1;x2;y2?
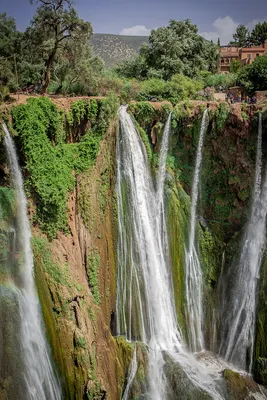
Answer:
1;0;267;44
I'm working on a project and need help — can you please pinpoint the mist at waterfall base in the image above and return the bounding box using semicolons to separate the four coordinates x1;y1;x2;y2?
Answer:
1;124;61;400
219;113;267;372
116;106;228;400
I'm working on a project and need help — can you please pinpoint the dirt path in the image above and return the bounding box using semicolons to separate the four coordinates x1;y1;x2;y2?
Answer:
9;94;105;110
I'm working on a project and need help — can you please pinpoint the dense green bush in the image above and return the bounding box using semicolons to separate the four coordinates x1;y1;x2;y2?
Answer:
11;96;118;238
138;74;203;103
214;103;230;130
93;71;142;102
94;73;204;103
237;55;267;92
202;72;237;90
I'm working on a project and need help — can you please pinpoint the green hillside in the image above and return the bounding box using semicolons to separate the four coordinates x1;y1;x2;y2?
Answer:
91;33;148;67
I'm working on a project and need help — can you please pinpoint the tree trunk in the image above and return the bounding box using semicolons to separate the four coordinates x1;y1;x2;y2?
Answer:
41;46;57;95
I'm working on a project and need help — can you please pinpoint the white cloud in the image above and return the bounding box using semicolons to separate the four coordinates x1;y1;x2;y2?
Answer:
247;17;267;31
120;25;151;36
200;16;239;45
201;15;267;45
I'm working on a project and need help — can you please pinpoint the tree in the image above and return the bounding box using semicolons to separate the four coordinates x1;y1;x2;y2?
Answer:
229;59;242;73
0;13;21;97
28;0;92;94
250;22;267;45
0;13;20;57
237;55;267;92
118;19;219;80
116;55;149;80
230;24;250;47
217;38;221;47
52;38;104;94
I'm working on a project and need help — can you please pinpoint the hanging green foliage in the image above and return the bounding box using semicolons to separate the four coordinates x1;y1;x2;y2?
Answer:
11;96;118;238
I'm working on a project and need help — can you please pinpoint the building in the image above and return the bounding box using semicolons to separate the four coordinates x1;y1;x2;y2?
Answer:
219;42;267;73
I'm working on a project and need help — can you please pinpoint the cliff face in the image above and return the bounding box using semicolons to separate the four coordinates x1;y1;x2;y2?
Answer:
33;124;119;399
1;97;267;398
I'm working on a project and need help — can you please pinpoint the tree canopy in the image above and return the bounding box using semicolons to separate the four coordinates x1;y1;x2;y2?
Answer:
237;55;267;92
230;21;267;47
0;1;103;97
230;24;250;47
0;13;21;98
250;22;267;45
26;0;93;93
3;4;267;102
117;19;219;80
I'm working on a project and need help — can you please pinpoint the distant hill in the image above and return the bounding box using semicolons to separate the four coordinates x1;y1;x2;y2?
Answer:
91;34;149;68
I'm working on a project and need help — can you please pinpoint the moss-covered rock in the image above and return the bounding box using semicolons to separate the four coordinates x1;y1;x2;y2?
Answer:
163;353;212;399
116;338;148;399
166;171;190;336
223;369;267;399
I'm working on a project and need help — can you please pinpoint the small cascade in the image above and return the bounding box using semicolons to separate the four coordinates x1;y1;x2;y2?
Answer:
185;109;208;352
121;347;138;400
219;113;266;372
2;123;61;400
157;112;172;279
157;112;172;203
116;106;224;400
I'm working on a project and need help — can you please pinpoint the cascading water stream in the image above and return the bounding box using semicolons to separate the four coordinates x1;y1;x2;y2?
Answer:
116;106;224;400
156;113;172;262
157;112;172;204
185;109;208;352
116;106;181;398
2;123;61;400
121;348;137;400
219;113;266;372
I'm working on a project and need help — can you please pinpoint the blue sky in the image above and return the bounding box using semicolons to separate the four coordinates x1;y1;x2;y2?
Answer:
1;0;267;44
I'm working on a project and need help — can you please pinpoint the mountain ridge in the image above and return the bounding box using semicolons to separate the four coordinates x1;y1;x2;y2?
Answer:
91;33;149;67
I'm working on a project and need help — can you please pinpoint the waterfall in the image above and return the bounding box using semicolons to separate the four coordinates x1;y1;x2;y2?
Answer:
219;113;266;372
116;106;181;399
185;109;208;352
116;106;223;400
157;113;172;281
2;123;61;400
157;112;172;203
121;347;137;400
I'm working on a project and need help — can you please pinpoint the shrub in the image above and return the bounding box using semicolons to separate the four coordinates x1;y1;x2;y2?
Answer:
215;103;230;130
202;73;237;90
75;336;87;349
138;74;203;103
87;252;100;305
237;55;267;92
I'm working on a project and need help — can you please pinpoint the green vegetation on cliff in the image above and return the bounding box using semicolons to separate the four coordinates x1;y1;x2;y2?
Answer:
0;187;15;223
11;95;118;238
87;251;101;305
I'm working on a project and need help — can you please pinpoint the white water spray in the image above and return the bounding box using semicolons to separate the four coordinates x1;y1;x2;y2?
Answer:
185;109;208;352
3;123;61;400
219;113;266;372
